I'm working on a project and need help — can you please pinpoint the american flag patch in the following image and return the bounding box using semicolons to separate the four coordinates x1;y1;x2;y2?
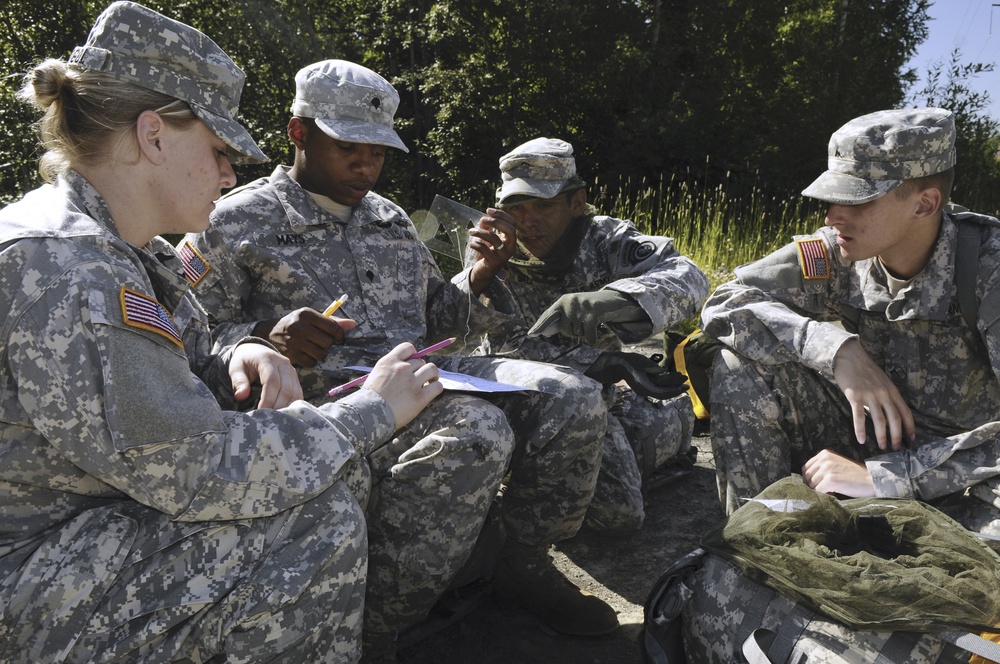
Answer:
796;238;829;280
177;240;210;285
120;287;183;348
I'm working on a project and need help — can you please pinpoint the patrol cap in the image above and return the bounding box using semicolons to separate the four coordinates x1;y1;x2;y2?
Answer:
68;1;266;164
496;137;587;207
291;59;408;153
802;108;955;205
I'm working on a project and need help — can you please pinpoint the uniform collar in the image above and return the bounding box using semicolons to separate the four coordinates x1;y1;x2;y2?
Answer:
270;165;391;232
0;171;118;244
848;214;956;322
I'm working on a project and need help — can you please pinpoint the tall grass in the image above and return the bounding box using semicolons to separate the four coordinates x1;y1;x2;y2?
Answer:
593;171;826;293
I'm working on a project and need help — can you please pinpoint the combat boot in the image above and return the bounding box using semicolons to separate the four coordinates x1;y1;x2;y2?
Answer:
492;541;619;636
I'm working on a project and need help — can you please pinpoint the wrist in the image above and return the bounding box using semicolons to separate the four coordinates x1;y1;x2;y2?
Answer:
252;319;277;341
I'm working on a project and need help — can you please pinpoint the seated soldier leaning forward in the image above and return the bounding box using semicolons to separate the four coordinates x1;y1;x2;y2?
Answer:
181;60;622;660
454;136;710;536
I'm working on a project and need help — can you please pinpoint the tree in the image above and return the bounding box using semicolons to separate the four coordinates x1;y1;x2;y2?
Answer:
0;0;942;219
911;49;1000;215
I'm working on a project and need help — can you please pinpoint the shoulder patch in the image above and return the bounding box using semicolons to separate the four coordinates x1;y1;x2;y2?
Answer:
177;240;211;286
796;238;829;280
120;287;183;348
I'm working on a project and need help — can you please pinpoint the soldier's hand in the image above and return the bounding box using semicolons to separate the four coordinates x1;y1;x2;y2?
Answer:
528;290;648;344
585;351;688;400
802;449;875;498
229;343;304;409
833;339;914;451
364;343;444;429
467;208;517;296
254;308;357;368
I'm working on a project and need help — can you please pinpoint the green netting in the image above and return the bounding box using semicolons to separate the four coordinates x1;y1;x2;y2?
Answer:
702;476;1000;633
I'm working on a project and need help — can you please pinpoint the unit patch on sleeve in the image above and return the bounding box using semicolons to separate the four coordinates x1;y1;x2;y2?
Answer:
796;237;829;280
120;287;183;348
177;240;211;285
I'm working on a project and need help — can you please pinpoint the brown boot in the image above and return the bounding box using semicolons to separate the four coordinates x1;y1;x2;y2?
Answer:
492;541;620;636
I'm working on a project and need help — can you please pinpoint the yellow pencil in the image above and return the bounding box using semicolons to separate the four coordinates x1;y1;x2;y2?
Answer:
322;293;349;317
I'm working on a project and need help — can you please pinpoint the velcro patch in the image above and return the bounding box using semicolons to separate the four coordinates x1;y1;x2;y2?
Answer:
177;240;211;286
796;238;829;280
120;287;183;348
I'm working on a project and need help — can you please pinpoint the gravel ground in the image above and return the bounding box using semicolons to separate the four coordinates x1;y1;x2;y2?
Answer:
396;433;725;664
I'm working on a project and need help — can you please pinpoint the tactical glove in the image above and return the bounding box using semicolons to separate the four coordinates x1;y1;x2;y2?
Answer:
527;290;648;344
585;351;689;400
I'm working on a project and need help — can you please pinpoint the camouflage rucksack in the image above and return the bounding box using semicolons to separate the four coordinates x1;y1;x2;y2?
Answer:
642;477;1000;663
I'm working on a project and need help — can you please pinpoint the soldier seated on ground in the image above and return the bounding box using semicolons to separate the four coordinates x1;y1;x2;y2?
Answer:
701;107;1000;545
0;4;444;661
455;137;709;536
182;60;621;663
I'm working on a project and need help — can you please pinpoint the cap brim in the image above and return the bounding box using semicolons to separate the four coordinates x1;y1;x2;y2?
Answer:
314;117;409;153
191;104;268;165
801;170;901;205
497;177;567;206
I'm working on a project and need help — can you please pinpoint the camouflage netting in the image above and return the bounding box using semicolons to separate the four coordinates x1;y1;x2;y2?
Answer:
702;476;1000;633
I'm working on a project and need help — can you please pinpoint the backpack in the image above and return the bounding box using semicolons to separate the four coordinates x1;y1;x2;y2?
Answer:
642;477;1000;664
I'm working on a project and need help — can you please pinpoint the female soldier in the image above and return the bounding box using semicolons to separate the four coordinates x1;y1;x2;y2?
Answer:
0;2;442;662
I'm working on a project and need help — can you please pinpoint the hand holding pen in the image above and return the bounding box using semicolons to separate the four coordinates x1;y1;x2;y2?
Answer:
328;337;456;396
356;342;446;428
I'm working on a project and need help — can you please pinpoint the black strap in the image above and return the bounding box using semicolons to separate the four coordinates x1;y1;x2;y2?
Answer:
956;221;982;334
873;631;922;664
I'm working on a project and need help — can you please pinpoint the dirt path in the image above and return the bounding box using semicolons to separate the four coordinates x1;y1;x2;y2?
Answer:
397;434;725;663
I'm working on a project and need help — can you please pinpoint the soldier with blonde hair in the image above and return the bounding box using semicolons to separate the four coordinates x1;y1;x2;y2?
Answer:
0;4;444;661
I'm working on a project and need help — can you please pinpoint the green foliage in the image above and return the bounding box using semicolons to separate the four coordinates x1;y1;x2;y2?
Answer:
911;49;1000;216
0;0;101;204
593;171;824;294
4;0;996;237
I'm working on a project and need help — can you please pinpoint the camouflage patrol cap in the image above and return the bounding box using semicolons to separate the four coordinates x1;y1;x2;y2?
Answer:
68;1;266;164
496;137;587;207
802;108;955;205
291;60;408;153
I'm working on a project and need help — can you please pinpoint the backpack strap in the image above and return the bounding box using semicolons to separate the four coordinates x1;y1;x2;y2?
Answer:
738;586;813;664
942;631;1000;663
741;628;1000;664
956;218;984;334
642;548;708;664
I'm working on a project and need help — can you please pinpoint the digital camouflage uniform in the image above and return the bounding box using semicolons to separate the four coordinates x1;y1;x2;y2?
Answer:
181;166;606;635
703;216;1000;531
0;171;391;663
701;109;1000;541
456;214;708;533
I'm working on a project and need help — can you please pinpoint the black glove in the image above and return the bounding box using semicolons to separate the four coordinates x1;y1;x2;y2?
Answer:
527;290;648;344
585;351;689;400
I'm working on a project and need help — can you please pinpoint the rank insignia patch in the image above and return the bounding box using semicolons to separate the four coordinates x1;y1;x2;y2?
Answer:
178;240;211;285
120;287;183;348
796;238;829;280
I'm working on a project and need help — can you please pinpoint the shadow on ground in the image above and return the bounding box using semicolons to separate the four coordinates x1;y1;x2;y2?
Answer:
397;435;725;664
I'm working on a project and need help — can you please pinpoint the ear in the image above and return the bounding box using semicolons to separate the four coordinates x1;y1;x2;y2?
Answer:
569;188;588;215
288;117;308;149
135;110;166;165
914;186;942;220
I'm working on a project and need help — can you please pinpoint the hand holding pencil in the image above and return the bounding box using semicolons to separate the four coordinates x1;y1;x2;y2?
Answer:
323;293;348;317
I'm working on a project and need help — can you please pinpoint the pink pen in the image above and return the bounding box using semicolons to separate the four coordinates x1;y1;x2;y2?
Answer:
328;337;456;396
